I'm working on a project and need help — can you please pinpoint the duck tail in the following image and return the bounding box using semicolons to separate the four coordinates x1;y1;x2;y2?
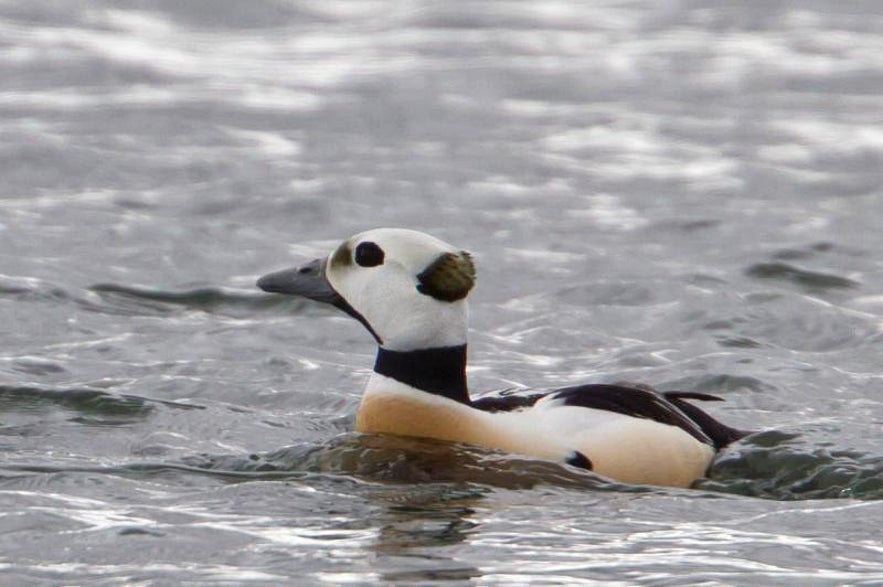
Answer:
663;391;753;450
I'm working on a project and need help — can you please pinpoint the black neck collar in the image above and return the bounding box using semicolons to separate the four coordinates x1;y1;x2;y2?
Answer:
373;345;470;405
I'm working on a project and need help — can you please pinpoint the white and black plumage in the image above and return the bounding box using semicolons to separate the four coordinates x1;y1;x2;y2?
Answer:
258;228;749;488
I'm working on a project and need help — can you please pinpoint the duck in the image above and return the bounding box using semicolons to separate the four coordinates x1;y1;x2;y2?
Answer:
257;228;749;488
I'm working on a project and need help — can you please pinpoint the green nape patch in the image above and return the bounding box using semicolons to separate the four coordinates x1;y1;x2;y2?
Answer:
416;251;476;302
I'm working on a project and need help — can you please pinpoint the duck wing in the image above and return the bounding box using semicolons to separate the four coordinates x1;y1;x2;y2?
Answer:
541;384;714;446
473;383;751;450
471;389;546;412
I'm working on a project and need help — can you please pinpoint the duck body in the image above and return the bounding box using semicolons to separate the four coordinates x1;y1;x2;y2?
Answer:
258;228;748;488
358;373;717;487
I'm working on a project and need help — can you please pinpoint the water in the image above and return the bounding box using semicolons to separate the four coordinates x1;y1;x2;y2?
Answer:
2;0;883;584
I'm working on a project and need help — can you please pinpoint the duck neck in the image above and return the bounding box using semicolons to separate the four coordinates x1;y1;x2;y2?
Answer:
373;345;470;405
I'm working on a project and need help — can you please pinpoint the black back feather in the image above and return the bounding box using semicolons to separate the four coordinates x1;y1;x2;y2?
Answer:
662;391;752;450
472;384;752;450
545;384;713;445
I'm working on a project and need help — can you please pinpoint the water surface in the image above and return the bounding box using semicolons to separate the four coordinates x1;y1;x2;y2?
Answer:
2;1;883;584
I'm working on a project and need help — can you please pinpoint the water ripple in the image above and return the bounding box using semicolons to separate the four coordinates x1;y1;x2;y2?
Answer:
3;0;883;583
745;261;859;291
700;431;883;500
0;384;201;419
85;283;302;317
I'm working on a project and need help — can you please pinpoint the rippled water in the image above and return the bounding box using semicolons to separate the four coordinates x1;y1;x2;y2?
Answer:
2;1;883;584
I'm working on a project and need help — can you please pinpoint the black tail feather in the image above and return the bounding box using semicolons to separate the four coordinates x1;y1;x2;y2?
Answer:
663;391;753;450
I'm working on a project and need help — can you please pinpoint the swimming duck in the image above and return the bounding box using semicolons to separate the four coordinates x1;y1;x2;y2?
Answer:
257;228;747;488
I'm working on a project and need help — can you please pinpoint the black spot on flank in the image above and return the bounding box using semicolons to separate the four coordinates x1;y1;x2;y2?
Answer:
566;451;593;470
355;241;385;267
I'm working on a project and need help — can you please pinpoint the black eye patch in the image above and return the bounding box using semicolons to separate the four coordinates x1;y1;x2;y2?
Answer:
354;241;385;267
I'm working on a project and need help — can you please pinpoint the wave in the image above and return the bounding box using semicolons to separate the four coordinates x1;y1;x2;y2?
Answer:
0;384;202;421
0;276;310;317
85;283;304;317
698;430;883;500
5;431;880;500
745;261;858;291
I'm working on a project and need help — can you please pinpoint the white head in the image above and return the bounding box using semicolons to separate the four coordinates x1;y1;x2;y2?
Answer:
257;228;476;351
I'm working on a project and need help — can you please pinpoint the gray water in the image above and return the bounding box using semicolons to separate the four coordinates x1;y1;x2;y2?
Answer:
2;1;883;584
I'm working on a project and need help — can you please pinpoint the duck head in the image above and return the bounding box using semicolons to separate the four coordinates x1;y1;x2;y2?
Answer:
257;228;476;351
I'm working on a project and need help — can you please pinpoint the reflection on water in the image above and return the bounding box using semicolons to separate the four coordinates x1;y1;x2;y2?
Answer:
369;492;482;584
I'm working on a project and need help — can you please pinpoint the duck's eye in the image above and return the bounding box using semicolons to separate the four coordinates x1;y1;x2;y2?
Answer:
354;241;385;267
